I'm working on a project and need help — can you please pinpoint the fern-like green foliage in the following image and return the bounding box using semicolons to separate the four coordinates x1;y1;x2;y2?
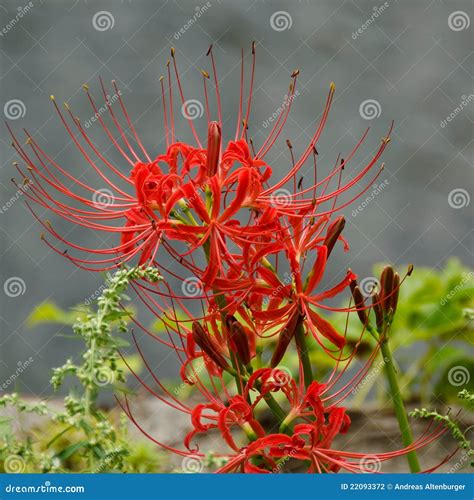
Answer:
0;266;163;473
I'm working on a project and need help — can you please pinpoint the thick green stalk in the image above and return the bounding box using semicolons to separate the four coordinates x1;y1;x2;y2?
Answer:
379;336;421;473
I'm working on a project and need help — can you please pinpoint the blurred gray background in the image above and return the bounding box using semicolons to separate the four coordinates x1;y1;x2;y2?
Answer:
0;0;472;396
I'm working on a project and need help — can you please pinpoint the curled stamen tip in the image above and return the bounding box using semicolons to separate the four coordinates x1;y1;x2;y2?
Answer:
170;47;175;57
206;44;213;56
382;137;391;144
291;69;300;78
201;69;210;79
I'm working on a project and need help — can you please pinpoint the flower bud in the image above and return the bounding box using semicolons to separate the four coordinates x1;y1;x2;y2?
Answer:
271;311;301;368
206;121;221;177
192;321;229;371
380;265;394;313
390;272;400;314
226;315;251;366
351;284;368;326
372;292;384;331
323;216;345;256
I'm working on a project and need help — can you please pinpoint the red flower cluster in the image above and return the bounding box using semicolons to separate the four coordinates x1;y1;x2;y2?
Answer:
11;44;449;473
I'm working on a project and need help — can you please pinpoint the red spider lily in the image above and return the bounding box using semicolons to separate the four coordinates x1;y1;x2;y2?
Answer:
13;42;453;474
9;43;390;289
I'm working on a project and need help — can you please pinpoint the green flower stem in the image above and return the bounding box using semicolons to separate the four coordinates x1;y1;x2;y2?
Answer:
376;327;421;473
